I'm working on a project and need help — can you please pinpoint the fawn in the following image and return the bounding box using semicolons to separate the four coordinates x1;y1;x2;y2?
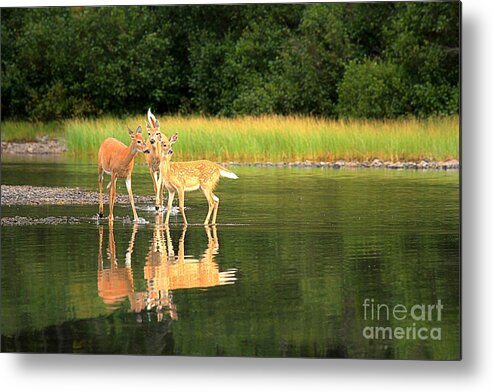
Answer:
156;133;239;226
98;126;150;221
144;109;163;206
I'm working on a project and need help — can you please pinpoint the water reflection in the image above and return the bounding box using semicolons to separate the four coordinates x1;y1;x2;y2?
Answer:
97;216;237;321
97;222;142;311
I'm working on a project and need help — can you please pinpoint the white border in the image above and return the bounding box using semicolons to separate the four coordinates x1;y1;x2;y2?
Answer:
2;0;492;390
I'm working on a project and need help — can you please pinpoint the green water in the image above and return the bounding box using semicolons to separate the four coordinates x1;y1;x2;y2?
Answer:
1;155;460;359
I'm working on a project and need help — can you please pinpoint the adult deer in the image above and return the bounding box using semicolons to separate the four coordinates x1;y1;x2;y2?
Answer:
144;109;163;209
156;133;239;226
98;125;150;221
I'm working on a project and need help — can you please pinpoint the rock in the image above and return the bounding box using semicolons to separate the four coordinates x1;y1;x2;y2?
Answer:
446;159;460;169
1;185;154;206
371;159;383;168
387;162;404;169
3;140;67;155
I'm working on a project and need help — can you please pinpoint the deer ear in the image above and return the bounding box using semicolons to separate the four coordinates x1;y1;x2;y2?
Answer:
135;126;143;134
154;120;160;128
169;132;178;144
146;121;151;130
128;127;134;136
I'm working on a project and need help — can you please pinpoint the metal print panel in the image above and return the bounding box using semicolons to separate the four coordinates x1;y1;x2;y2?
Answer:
0;1;460;359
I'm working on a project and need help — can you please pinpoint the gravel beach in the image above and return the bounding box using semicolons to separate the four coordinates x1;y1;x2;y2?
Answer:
1;185;154;206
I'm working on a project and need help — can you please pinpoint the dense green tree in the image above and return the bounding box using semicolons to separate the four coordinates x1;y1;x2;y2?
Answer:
337;60;406;118
1;2;460;120
383;2;460;116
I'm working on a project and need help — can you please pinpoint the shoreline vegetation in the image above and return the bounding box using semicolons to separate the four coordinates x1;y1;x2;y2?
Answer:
2;115;459;169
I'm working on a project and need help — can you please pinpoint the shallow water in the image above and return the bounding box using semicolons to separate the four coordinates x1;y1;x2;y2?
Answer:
1;155;460;359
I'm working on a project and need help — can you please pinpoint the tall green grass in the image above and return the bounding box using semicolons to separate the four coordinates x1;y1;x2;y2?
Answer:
1;121;62;141
5;115;459;162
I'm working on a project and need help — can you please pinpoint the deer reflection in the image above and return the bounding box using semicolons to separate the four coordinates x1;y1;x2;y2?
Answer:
143;214;237;321
97;216;237;321
97;222;144;311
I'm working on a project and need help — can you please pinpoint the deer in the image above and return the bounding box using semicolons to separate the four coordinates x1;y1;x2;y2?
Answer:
144;108;164;209
97;125;150;222
156;133;239;226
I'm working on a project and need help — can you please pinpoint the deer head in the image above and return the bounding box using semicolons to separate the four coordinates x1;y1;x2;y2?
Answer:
128;126;150;154
160;132;179;160
146;108;162;146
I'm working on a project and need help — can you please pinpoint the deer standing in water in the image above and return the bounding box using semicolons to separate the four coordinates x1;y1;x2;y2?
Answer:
98;126;150;221
144;109;164;209
156;133;239;226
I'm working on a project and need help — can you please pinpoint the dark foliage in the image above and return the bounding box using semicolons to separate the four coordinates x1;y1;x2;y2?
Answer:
1;2;459;120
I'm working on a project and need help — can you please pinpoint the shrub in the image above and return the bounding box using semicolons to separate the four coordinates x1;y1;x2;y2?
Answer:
337;60;407;119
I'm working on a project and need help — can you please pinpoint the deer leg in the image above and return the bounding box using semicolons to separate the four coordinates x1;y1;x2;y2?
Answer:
155;177;161;211
98;167;104;218
211;193;220;225
164;189;175;225
159;177;167;212
126;176;139;221
109;174;116;221
178;189;188;226
202;187;215;226
164;225;175;257
112;180;117;216
98;224;104;270
211;225;219;249
126;223;138;266
150;168;158;194
159;175;165;210
155;176;165;212
153;171;162;211
108;219;116;265
178;225;187;261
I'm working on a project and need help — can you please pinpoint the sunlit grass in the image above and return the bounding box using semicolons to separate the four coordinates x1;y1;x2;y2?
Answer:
4;115;459;162
1;121;62;141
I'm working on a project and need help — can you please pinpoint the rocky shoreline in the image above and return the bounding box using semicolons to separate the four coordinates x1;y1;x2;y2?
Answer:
1;185;156;226
2;137;67;154
222;159;460;170
1;185;154;207
1;216;83;226
2;139;459;170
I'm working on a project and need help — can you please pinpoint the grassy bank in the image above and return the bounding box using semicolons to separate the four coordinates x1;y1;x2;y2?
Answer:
2;121;62;142
2;115;459;162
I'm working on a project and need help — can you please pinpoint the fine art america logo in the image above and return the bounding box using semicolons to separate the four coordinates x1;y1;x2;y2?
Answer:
362;298;443;341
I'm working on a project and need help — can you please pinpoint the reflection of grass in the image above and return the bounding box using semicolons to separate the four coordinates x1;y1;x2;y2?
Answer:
5;115;459;162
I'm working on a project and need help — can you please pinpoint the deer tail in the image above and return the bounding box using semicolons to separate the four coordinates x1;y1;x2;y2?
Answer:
219;168;239;179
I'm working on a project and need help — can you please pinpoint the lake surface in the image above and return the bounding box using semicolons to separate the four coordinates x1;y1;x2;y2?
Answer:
1;155;460;359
